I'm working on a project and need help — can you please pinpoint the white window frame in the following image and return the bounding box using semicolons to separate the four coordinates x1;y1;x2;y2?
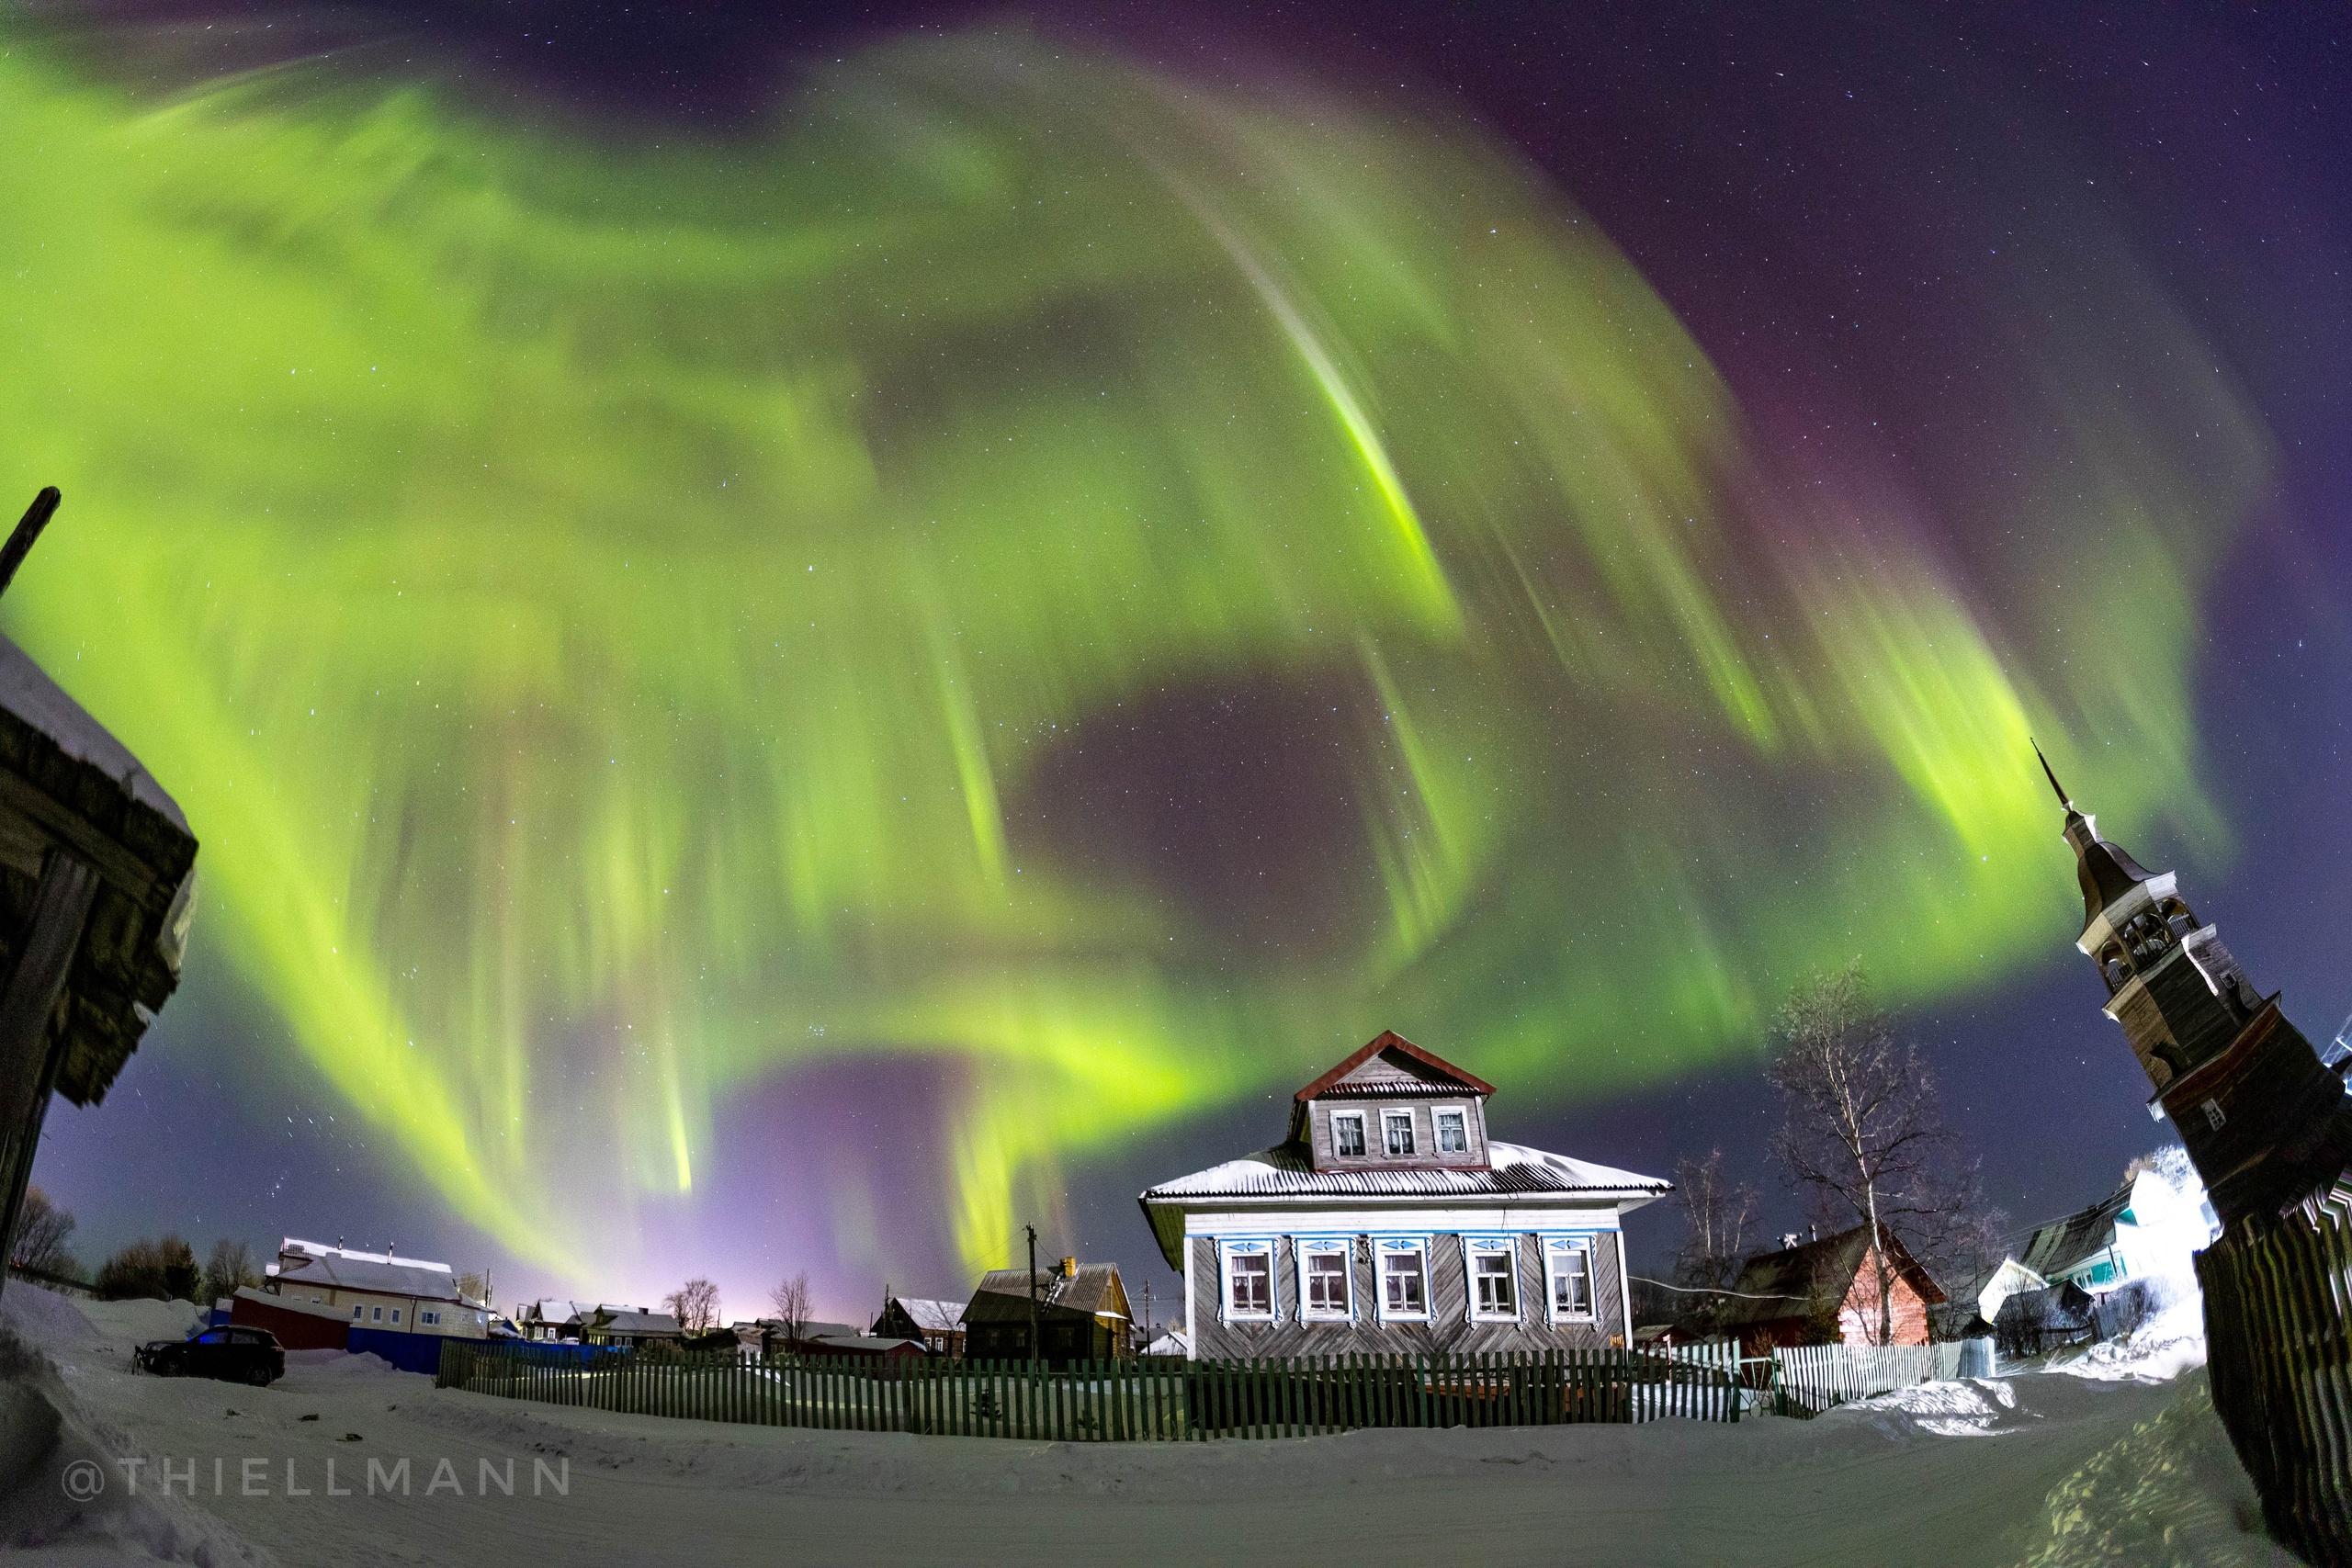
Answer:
1296;1240;1352;1322
1375;1239;1431;1322
1465;1236;1521;1323
1544;1237;1596;1324
1218;1239;1276;1322
1332;1111;1367;1158
1382;1110;1417;1158
421;1310;440;1326
1434;1105;1470;1156
352;1304;363;1319
371;1305;384;1323
390;1307;401;1325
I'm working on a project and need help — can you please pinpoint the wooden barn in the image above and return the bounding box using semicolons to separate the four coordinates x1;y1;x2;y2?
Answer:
961;1260;1132;1365
1138;1031;1668;1360
872;1294;967;1358
0;491;199;1292
1713;1224;1945;1353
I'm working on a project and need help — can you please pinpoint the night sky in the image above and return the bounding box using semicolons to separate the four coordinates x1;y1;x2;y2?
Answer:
7;2;2349;1328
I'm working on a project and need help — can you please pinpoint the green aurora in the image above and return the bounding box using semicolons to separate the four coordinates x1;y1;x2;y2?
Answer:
0;28;2267;1281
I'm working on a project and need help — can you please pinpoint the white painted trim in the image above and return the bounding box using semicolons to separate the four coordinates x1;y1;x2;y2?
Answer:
1373;1237;1432;1323
1543;1236;1597;1325
1182;1233;1198;1360
1217;1238;1277;1323
1433;1104;1472;1156
1295;1237;1353;1322
1381;1108;1418;1158
1182;1204;1625;1238
1465;1236;1521;1323
1613;1229;1633;1343
1330;1111;1368;1159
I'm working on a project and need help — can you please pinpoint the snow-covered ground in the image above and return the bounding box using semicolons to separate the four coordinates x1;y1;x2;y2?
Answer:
0;1284;2293;1567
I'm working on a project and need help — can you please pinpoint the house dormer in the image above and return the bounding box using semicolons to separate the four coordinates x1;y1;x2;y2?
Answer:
1288;1030;1497;1173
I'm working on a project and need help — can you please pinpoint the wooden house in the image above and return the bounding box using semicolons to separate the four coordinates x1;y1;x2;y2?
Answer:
1138;1031;1668;1360
961;1260;1132;1365
0;493;200;1298
257;1237;489;1339
872;1295;967;1358
1713;1224;1944;1353
2018;1168;2214;1294
573;1304;684;1348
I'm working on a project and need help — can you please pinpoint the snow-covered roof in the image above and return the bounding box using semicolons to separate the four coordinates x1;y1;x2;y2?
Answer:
582;1307;683;1337
274;1240;465;1303
1140;1135;1668;1267
881;1298;965;1335
1143;1140;1668;1202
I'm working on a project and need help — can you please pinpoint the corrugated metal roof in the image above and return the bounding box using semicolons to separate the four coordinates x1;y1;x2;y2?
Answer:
276;1249;464;1303
881;1297;965;1334
966;1264;1126;1322
1140;1140;1668;1202
2020;1181;2134;1280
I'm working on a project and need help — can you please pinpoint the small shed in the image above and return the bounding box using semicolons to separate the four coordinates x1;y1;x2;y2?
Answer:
1994;1282;2098;1358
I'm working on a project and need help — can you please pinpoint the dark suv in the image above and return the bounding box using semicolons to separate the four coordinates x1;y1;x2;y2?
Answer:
135;1325;285;1385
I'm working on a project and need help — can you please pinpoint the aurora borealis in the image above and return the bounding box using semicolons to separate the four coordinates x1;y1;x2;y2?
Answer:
11;3;2351;1316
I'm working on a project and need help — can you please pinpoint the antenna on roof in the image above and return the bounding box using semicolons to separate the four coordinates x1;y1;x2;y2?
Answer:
0;488;61;599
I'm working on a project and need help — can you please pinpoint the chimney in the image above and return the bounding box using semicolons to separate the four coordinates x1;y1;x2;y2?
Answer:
1060;1257;1078;1280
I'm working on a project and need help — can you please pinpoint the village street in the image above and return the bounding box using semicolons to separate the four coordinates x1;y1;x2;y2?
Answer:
4;1289;2290;1568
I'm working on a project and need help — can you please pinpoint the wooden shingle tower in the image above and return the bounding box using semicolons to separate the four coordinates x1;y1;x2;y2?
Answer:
2043;744;2352;1229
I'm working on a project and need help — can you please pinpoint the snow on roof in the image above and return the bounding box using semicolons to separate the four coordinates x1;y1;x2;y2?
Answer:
582;1307;683;1337
2020;1182;2136;1280
882;1298;966;1334
966;1265;1126;1322
1142;1140;1668;1203
0;635;188;834
275;1249;466;1303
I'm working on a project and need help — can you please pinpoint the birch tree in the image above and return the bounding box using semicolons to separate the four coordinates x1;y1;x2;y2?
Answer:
1767;962;1984;1345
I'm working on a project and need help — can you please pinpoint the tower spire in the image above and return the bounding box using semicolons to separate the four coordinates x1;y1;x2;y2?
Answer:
2031;738;2072;810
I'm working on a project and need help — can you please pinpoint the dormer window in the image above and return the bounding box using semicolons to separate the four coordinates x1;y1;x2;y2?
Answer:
1332;1112;1366;1157
1383;1111;1416;1157
1435;1108;1468;1155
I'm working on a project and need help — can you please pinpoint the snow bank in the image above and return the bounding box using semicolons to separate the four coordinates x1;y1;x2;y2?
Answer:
0;1285;263;1564
2056;1292;2208;1383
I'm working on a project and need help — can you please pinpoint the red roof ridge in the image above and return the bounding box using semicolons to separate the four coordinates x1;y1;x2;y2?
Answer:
1293;1029;1498;1102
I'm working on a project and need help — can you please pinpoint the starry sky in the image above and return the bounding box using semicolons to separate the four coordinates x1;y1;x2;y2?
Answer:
7;2;2349;1326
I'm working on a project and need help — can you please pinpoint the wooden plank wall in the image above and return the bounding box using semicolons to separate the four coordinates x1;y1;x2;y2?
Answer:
1190;1231;1623;1360
2196;1189;2352;1567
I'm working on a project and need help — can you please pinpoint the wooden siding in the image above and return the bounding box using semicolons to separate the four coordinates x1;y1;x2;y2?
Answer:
1307;1097;1488;1173
1188;1230;1623;1359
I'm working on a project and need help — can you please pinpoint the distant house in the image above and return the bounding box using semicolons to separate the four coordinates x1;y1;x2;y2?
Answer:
1928;1257;2045;1340
1713;1225;1945;1353
574;1304;684;1348
518;1299;593;1341
1141;1324;1192;1358
254;1238;488;1340
2019;1168;2215;1294
1139;1031;1668;1359
873;1296;967;1358
962;1260;1132;1365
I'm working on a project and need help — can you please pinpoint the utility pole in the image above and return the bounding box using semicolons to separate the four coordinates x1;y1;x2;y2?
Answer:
1025;1224;1040;1368
1141;1280;1153;1353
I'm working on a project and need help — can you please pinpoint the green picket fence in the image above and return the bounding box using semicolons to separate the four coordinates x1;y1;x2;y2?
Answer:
435;1341;1743;1440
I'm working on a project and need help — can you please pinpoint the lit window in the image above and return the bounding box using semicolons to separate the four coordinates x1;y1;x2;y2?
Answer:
1383;1111;1416;1157
1470;1242;1518;1320
1546;1241;1593;1320
1333;1112;1366;1157
1222;1243;1273;1319
1436;1109;1468;1154
1378;1244;1429;1319
1300;1245;1350;1319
